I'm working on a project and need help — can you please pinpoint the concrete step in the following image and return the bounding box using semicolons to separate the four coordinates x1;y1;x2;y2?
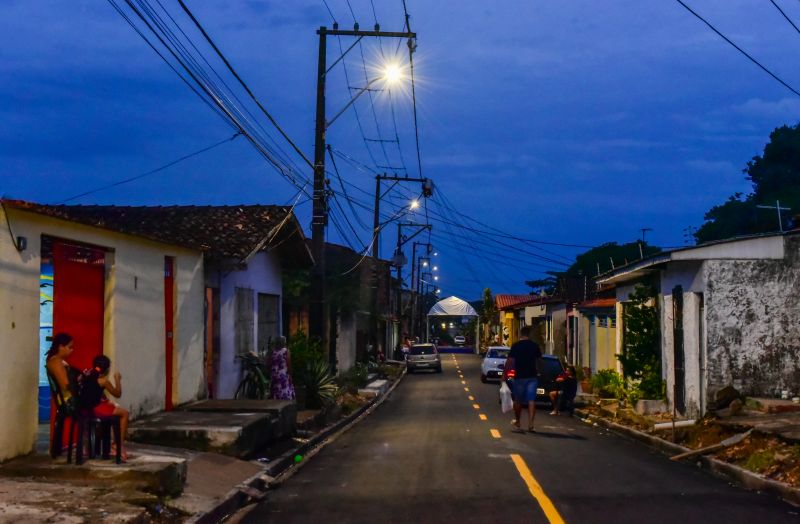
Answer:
129;411;276;459
358;379;389;399
184;399;296;440
0;448;187;497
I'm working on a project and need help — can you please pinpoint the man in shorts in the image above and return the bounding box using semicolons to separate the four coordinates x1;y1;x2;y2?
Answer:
503;325;542;433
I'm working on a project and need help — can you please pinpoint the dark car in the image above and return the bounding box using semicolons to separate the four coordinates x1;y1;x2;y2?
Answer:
504;355;564;404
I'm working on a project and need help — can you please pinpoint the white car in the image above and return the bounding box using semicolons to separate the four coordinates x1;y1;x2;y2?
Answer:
481;346;510;383
454;335;466;346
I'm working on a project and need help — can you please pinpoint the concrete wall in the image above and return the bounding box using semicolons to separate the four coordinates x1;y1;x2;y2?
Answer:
703;235;800;398
660;262;705;417
337;312;357;372
216;251;282;399
546;304;567;358
0;208;205;460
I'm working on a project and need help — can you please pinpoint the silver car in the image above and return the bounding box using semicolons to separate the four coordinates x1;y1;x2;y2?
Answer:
406;343;442;373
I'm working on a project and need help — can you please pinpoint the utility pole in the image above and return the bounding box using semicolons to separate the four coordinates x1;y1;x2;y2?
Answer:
310;27;328;363
369;174;432;357
640;227;652;243
310;24;416;370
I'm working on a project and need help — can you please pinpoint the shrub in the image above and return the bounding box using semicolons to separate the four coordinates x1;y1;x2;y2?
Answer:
591;369;624;399
300;357;338;409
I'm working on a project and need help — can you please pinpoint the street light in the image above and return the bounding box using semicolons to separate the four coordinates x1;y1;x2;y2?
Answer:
410;199;420;210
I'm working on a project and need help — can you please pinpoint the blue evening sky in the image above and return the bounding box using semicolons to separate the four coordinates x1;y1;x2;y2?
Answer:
2;1;800;298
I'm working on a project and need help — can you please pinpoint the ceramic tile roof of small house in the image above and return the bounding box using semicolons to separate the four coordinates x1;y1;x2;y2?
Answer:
495;294;534;310
2;199;311;264
577;298;616;310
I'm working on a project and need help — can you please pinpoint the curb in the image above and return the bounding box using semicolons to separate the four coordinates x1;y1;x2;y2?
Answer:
575;409;800;507
267;366;407;483
190;368;407;523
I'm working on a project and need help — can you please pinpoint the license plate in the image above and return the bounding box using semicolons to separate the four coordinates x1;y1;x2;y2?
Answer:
536;388;545;395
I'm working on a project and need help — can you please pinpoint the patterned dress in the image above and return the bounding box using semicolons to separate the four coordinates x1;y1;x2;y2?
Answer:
269;347;295;400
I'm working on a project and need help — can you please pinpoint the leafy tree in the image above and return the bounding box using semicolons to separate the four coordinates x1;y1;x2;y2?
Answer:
619;284;663;399
478;288;497;345
695;124;800;243
525;273;559;295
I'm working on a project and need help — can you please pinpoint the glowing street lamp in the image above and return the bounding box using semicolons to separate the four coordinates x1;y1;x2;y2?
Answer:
410;199;420;210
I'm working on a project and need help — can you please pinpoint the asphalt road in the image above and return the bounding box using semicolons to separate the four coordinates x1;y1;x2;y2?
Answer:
243;354;799;523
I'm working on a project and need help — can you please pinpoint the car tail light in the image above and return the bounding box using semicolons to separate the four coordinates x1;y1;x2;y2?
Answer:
507;369;516;379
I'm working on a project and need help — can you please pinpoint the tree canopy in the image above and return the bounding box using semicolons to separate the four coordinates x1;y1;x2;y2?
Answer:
695;124;800;243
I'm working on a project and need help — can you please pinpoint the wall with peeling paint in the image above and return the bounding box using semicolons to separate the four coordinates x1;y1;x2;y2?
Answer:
703;234;800;399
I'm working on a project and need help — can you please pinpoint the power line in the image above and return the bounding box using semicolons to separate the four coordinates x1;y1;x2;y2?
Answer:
176;0;314;168
674;0;800;98
769;0;800;35
59;132;241;203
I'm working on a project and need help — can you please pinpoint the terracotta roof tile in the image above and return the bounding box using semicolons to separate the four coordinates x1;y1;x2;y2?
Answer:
2;199;306;263
577;298;616;309
495;294;534;310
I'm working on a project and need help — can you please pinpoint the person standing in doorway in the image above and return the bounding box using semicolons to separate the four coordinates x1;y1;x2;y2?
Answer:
269;336;295;401
503;326;542;433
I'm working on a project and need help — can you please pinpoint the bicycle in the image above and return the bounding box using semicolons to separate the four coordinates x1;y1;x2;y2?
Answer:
234;352;270;400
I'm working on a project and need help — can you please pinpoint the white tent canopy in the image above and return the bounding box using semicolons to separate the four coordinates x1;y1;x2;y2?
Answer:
427;296;478;317
426;296;480;352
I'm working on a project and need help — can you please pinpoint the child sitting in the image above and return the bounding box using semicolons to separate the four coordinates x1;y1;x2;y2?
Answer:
81;355;130;461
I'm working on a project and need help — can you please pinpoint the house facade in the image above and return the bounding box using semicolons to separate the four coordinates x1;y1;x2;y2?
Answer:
571;298;619;375
0;200;205;461
599;232;800;418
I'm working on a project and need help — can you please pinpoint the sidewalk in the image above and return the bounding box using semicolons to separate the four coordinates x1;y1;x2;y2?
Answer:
0;365;405;523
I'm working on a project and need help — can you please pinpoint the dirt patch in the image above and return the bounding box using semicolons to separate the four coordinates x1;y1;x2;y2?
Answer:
715;435;800;487
673;418;740;449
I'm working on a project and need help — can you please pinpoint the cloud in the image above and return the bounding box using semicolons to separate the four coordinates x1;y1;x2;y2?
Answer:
685;159;736;173
731;98;800;120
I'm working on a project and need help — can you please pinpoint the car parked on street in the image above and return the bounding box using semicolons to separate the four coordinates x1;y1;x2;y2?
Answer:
453;335;466;346
406;343;442;373
502;355;564;404
480;346;510;383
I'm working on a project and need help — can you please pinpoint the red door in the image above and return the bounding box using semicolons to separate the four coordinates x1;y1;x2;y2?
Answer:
164;257;175;410
51;240;105;446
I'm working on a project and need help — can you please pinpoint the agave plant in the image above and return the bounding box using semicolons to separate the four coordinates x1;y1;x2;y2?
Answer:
302;357;338;409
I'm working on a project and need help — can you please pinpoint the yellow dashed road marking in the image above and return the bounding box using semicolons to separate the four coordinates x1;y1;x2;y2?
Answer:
479;414;488;421
510;454;566;524
461;380;466;385
472;403;480;410
464;387;470;392
490;429;501;439
468;395;475;401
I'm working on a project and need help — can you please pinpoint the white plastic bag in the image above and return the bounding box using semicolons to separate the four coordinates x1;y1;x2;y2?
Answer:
499;382;513;413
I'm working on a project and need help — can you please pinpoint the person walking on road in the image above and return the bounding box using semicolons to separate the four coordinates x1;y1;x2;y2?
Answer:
503;326;542;433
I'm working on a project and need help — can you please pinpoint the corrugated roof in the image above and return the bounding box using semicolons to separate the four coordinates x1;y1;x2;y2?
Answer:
2;199;310;264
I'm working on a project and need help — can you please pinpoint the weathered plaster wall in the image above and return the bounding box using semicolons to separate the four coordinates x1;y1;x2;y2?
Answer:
0;208;206;461
217;251;282;399
704;235;800;397
0;207;40;460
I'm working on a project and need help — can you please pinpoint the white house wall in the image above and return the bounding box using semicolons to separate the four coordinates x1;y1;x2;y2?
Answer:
0;208;41;460
0;208;205;460
217;251;282;399
703;235;800;398
660;261;705;417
